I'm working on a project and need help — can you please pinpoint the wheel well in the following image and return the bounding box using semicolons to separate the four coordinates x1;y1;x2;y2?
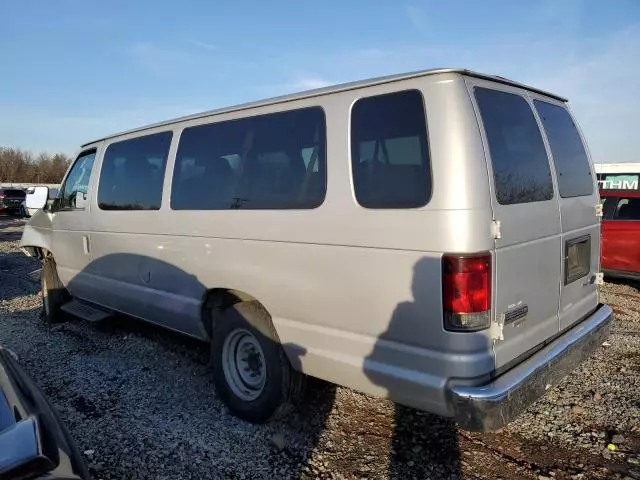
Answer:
201;288;259;338
22;246;48;260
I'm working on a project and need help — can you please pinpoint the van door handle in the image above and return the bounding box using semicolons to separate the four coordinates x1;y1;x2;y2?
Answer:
82;235;90;255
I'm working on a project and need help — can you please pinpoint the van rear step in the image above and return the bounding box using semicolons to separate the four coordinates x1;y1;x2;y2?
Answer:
61;299;112;322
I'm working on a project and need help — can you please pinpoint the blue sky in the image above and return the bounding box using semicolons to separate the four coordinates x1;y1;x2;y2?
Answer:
1;0;638;163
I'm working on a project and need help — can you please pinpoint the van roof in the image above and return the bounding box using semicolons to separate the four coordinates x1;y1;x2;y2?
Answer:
82;67;567;148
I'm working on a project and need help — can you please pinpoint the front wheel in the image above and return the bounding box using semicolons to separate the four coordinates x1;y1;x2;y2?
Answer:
211;301;305;423
41;258;69;324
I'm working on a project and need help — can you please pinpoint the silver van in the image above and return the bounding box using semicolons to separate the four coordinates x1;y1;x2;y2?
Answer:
20;68;612;431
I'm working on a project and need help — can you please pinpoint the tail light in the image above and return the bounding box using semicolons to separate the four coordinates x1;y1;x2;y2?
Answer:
442;253;491;332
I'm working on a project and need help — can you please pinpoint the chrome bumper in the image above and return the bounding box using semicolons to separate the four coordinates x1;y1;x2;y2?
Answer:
450;304;613;432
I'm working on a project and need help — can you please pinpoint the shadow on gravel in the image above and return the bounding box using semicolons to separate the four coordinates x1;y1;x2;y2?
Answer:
0;238;40;302
275;377;337;477
82;311;336;479
365;257;463;479
93;313;210;363
0;231;23;241
0;215;25;235
0;222;25;230
52;252;467;478
65;253;335;478
604;276;640;291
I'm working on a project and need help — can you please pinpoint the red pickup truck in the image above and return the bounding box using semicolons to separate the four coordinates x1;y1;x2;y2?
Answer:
601;189;640;280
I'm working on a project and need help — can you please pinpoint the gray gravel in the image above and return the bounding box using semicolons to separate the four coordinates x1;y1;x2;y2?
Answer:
0;218;638;479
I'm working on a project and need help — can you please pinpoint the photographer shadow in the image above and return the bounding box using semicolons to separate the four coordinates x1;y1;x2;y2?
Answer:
364;257;463;479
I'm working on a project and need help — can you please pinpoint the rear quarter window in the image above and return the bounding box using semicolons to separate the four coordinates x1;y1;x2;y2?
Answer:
475;87;554;205
534;100;594;198
350;89;431;209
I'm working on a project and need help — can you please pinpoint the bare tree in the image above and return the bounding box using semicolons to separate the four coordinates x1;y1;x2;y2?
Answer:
0;147;71;183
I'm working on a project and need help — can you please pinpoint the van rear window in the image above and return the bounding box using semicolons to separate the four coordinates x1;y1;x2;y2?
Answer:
475;88;553;205
534;100;593;198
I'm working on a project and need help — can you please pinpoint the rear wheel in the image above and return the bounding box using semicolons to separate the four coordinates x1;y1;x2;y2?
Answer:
41;258;69;324
211;301;305;423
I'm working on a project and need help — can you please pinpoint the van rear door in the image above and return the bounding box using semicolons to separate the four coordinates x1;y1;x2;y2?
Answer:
531;97;600;332
469;81;562;369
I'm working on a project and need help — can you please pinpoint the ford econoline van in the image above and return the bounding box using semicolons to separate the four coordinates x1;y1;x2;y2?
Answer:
20;68;612;431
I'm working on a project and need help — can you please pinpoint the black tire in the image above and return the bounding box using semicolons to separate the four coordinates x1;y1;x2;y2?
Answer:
41;258;69;324
211;301;305;423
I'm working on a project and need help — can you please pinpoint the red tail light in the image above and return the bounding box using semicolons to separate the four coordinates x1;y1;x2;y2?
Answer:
442;253;491;332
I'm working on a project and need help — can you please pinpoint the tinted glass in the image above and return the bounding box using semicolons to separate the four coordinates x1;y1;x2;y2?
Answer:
351;90;430;208
534;101;593;198
98;132;172;210
475;88;553;205
171;107;326;210
2;189;26;198
58;151;96;210
601;196;617;218
613;197;640;220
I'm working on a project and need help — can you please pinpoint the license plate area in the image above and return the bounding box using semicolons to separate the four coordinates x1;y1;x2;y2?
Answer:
565;235;591;285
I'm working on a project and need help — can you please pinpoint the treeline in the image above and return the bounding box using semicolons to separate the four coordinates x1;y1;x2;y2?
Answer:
0;147;71;184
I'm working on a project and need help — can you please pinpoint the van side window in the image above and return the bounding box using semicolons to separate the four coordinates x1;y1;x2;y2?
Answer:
350;90;430;208
171;107;326;210
57;150;96;210
612;197;640;221
475;88;553;205
98;131;173;210
534;101;594;198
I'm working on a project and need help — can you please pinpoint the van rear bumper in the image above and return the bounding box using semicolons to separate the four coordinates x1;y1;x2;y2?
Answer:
449;303;612;432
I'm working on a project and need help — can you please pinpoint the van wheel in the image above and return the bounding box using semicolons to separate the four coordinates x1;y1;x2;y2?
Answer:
41;258;69;324
211;301;305;423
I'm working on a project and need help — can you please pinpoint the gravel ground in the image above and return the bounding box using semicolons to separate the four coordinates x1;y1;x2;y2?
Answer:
0;218;638;480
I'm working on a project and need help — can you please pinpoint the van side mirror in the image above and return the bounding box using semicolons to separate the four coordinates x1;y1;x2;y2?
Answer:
25;186;49;210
